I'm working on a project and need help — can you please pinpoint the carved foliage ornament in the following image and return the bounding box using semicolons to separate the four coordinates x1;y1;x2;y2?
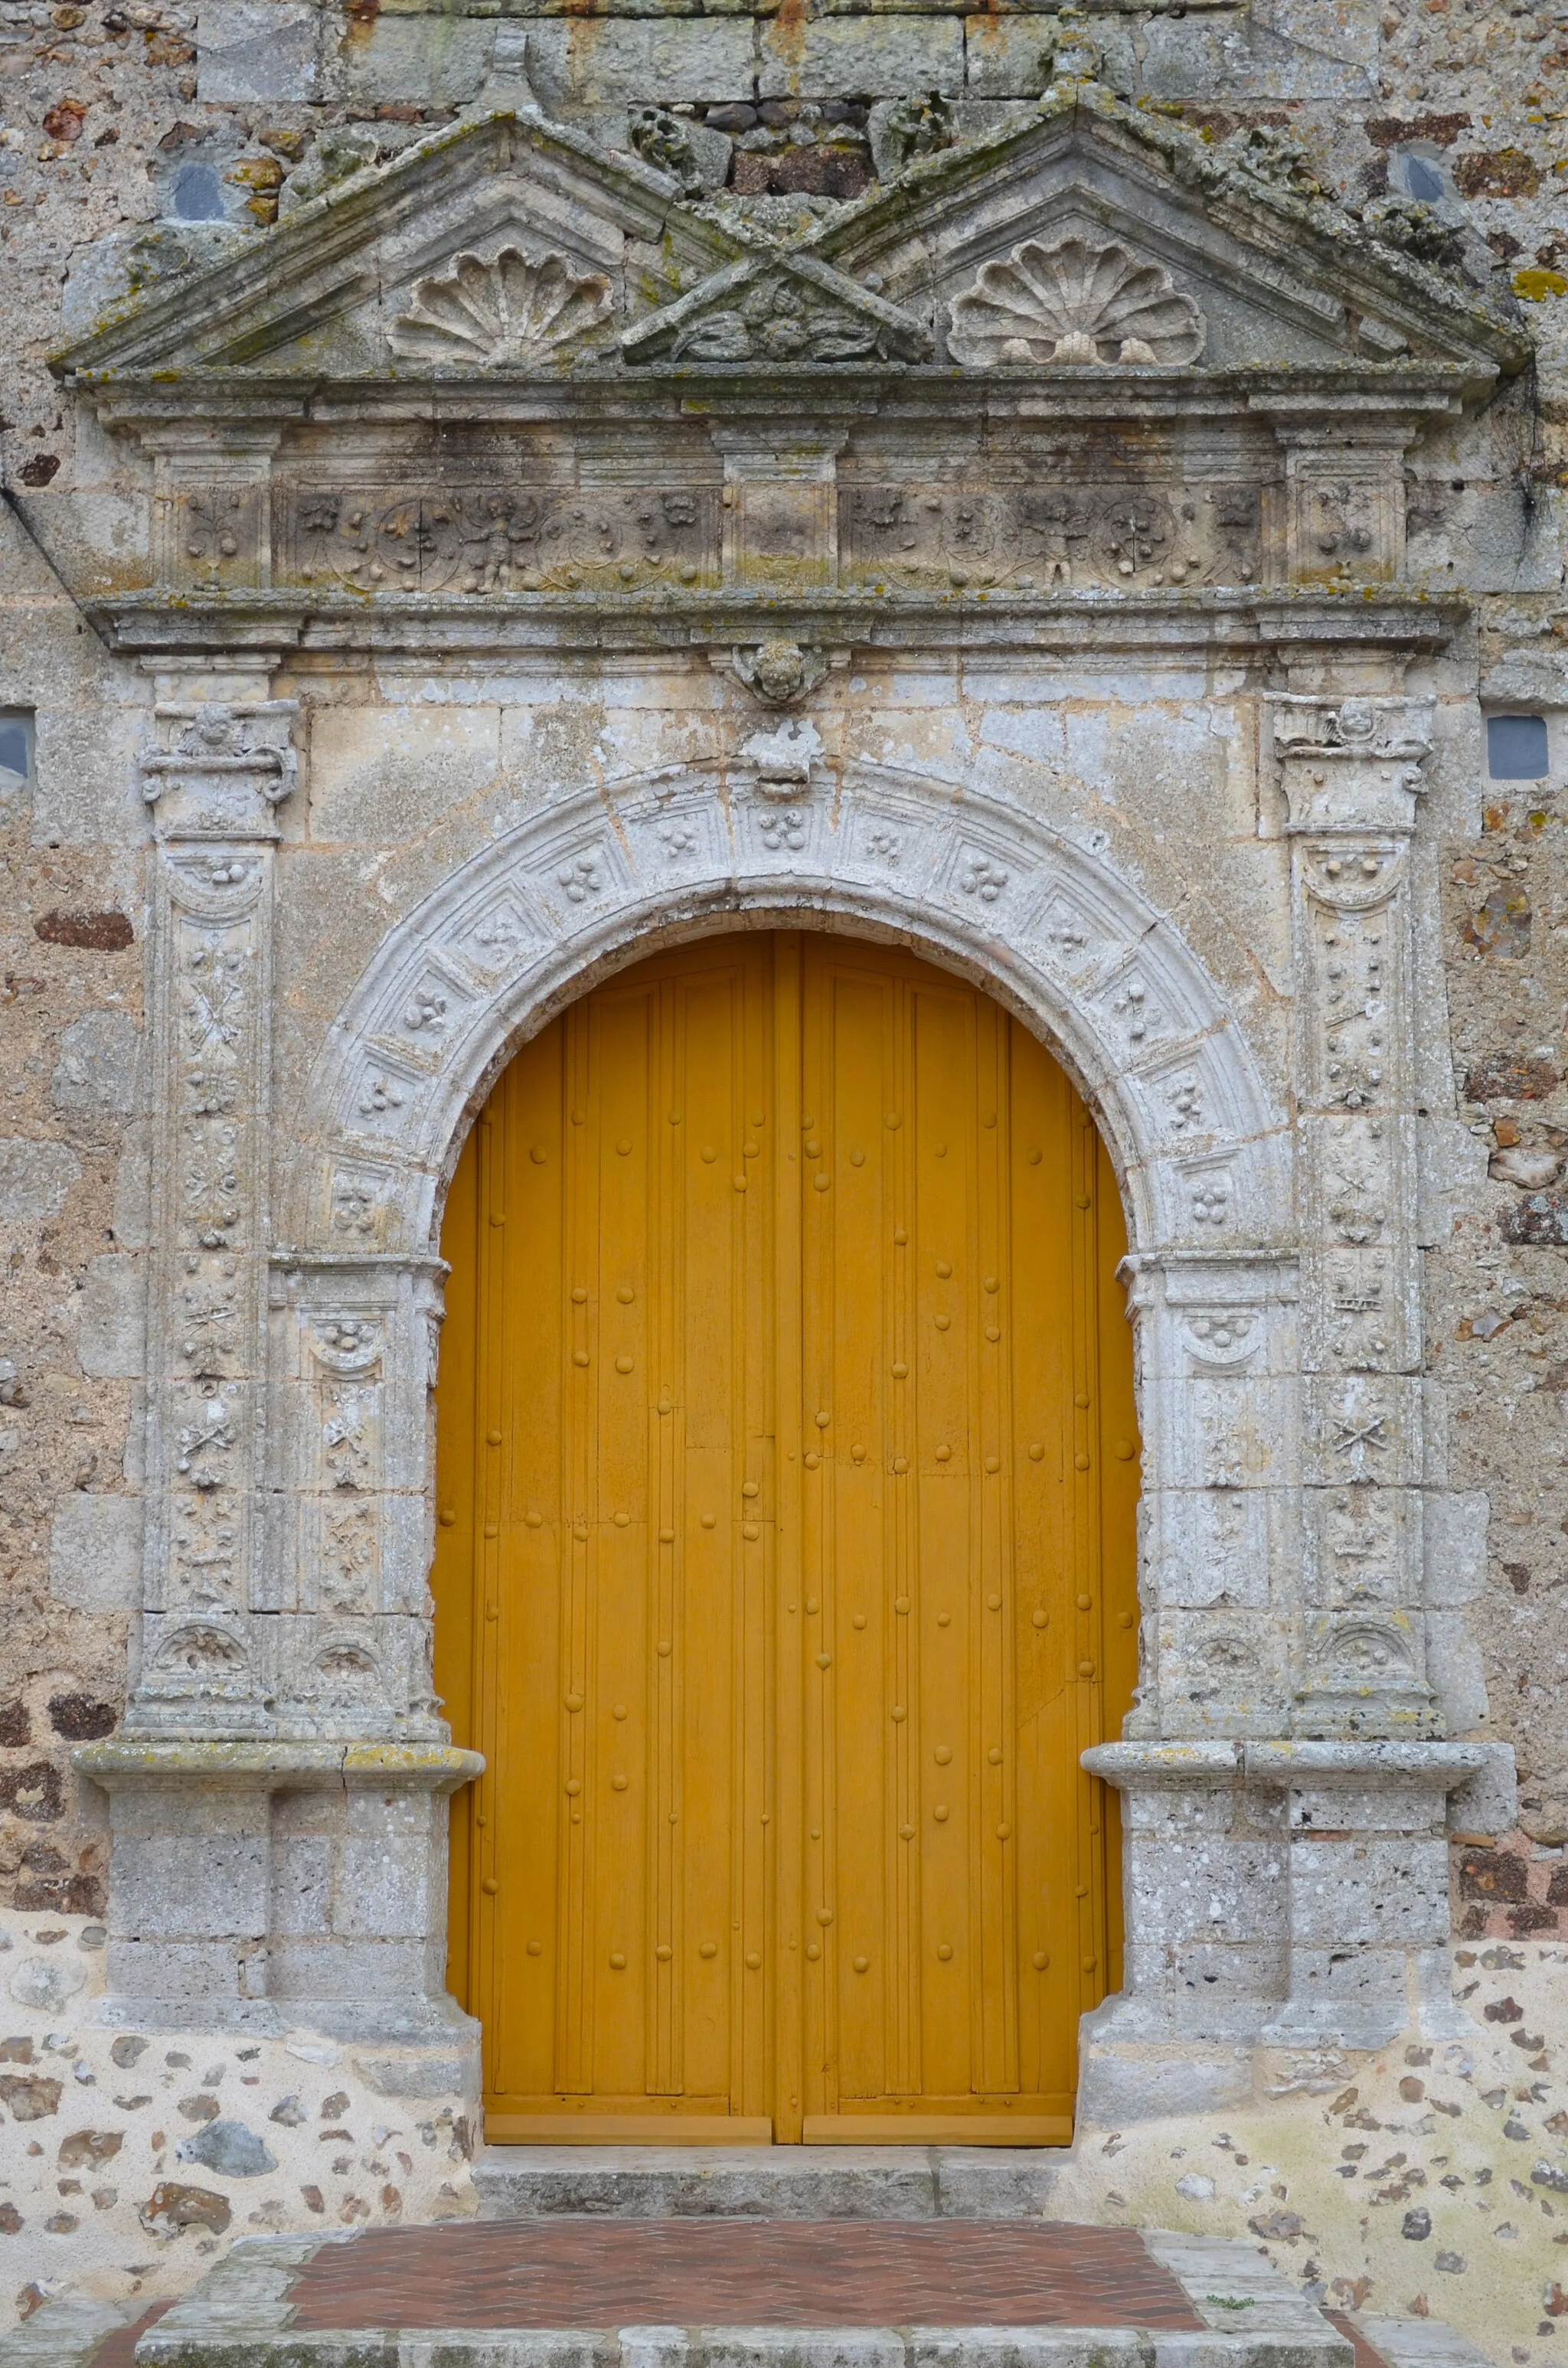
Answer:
392;247;613;369
670;273;928;367
948;236;1205;369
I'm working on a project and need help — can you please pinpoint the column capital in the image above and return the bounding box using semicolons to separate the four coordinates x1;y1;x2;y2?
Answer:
139;698;299;842
1269;693;1433;835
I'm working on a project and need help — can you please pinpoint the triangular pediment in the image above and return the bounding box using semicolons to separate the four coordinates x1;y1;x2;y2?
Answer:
51;81;1527;392
798;90;1527;376
51;109;747;378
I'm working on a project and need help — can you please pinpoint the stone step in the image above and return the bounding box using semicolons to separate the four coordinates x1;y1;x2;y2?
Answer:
472;2142;1063;2221
96;2219;1358;2368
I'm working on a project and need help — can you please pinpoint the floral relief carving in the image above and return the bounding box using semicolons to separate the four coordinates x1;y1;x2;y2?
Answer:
958;854;1009;904
169;1498;240;1612
391;247;613;369
844;481;1258;593
948;236;1205;369
316;1510;379;1616
1183;1309;1259;1364
288;487;713;596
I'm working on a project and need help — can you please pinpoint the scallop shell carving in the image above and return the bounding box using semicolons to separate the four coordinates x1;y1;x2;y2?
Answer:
948;235;1204;369
391;247;613;369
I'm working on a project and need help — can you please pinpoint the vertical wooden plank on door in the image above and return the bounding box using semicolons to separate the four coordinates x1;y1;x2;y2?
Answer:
592;980;656;2096
557;1003;597;2096
771;936;805;2143
808;947;897;2108
1008;1026;1076;2115
671;954;744;2111
798;942;838;2121
912;973;976;2106
733;946;776;2125
975;994;1018;2102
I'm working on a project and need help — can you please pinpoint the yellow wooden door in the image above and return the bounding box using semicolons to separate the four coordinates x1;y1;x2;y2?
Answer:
433;933;1138;2144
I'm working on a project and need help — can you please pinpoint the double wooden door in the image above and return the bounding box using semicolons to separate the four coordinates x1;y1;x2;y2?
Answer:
434;933;1138;2144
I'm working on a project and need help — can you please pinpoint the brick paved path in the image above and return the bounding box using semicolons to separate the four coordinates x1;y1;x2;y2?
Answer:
288;2219;1205;2330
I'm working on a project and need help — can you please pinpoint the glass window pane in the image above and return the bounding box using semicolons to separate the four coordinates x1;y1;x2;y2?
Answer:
0;713;32;792
1487;714;1548;779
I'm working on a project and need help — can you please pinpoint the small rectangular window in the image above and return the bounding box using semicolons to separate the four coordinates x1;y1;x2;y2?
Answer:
1487;713;1549;780
0;710;34;796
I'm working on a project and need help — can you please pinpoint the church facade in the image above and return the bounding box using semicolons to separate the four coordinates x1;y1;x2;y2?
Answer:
3;0;1568;2350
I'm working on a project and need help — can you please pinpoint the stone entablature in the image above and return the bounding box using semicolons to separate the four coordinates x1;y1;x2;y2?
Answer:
41;66;1526;2073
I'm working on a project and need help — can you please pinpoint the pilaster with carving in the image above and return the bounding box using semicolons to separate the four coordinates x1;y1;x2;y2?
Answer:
132;694;297;1733
1122;1254;1299;1740
1273;691;1437;1735
264;1253;448;1739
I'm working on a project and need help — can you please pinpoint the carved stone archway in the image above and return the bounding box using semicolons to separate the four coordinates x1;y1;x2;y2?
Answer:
62;82;1517;2102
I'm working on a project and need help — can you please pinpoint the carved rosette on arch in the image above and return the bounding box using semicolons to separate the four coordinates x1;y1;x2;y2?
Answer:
1273;694;1436;1735
134;700;299;1736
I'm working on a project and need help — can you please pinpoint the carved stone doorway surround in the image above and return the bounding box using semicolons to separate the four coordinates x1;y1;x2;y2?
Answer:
51;90;1530;2107
70;687;1493;2089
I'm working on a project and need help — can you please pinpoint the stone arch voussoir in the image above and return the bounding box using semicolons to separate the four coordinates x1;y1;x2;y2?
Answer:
293;761;1289;1259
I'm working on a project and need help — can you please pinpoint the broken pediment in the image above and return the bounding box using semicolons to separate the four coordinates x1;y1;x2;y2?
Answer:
619;249;930;368
51;109;745;379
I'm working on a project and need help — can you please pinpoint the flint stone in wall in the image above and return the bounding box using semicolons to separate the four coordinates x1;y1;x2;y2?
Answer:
0;1138;80;1246
9;1954;87;2014
175;2118;277;2177
51;1012;142;1125
77;1256;145;1382
48;1493;142;1613
197;0;320;103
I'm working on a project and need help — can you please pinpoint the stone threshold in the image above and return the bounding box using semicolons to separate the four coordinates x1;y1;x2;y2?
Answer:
472;2142;1066;2220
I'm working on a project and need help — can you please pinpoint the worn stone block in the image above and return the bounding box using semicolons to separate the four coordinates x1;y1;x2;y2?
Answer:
758;17;965;98
77;1253;146;1380
109;1833;269;1942
337;15;496;108
0;1138;80;1246
544;18;756;106
1287;1836;1450;1948
1076;2046;1256;2126
198;0;320;101
51;1011;142;1124
48;1492;142;1613
308;705;501;846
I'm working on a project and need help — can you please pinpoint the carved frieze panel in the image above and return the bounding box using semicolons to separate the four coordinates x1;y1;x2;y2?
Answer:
272;484;720;596
840;481;1264;593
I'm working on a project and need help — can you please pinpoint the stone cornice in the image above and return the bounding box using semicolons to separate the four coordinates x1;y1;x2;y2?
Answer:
87;585;1467;662
68;363;1481;433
